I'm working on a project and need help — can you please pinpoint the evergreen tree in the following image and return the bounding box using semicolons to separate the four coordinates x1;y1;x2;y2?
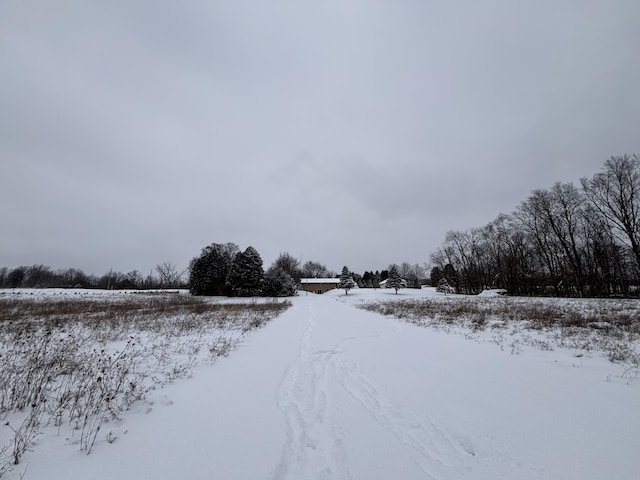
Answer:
362;271;373;288
263;266;297;297
226;246;265;296
430;267;443;287
386;265;406;294
189;242;239;296
337;266;356;295
437;277;454;294
443;263;459;291
372;270;381;289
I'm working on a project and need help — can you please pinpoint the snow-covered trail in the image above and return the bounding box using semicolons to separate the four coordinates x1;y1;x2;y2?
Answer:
12;291;640;480
269;297;478;480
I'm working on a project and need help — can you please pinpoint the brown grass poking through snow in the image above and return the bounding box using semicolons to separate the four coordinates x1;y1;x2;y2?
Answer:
359;296;639;364
0;292;290;475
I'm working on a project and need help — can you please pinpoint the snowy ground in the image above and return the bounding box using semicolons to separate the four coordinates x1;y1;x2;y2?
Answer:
2;288;639;479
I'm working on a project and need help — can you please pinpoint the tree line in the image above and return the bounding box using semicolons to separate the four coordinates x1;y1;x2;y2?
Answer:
189;243;430;297
0;254;426;294
430;154;640;297
0;262;187;290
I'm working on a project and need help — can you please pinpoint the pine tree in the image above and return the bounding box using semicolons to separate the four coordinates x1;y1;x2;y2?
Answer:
226;246;265;296
362;271;372;288
372;270;381;288
437;277;454;294
188;243;239;296
430;267;443;287
337;266;356;295
386;264;406;294
443;263;459;291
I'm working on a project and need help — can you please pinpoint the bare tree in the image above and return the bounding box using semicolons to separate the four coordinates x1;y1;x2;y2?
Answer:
59;268;89;287
301;260;330;278
515;190;564;292
124;270;143;289
548;182;588;295
396;262;424;288
481;213;529;294
271;252;301;281
21;265;52;287
582;154;640;274
397;262;413;281
428;154;640;297
155;261;184;288
518;184;589;295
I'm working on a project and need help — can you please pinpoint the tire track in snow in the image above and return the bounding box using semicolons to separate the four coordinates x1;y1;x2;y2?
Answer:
328;346;475;479
271;298;483;479
270;301;352;480
324;309;558;480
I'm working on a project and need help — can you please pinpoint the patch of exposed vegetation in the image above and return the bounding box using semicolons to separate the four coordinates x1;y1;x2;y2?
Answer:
359;296;640;365
0;293;290;477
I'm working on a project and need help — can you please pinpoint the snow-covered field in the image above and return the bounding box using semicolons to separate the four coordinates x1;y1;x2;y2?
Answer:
1;287;638;479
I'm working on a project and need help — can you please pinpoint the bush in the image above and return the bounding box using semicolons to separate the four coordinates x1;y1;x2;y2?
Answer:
263;267;297;297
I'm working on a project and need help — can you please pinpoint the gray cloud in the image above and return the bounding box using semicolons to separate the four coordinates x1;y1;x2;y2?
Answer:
1;0;639;276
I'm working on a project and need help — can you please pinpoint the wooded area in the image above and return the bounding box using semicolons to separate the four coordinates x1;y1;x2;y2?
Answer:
431;154;640;296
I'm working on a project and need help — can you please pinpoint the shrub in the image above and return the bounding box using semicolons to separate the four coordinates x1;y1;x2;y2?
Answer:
263;267;297;297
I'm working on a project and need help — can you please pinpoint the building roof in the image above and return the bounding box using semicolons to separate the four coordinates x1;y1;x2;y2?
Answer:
300;278;341;284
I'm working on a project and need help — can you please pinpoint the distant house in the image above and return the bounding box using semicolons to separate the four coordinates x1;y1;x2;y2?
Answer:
300;278;340;294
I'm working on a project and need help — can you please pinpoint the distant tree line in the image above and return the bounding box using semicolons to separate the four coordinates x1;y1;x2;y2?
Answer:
298;262;426;290
188;243;430;297
2;244;429;295
430;154;640;297
0;254;427;294
357;263;426;289
0;262;187;290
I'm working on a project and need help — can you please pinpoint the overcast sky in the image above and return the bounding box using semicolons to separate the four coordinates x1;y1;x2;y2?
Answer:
1;0;639;277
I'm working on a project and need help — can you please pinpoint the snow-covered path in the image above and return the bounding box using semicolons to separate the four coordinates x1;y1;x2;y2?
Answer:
13;291;640;479
269;298;477;480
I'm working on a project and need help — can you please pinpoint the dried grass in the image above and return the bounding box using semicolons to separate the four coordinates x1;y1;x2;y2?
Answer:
359;296;640;364
0;293;290;476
